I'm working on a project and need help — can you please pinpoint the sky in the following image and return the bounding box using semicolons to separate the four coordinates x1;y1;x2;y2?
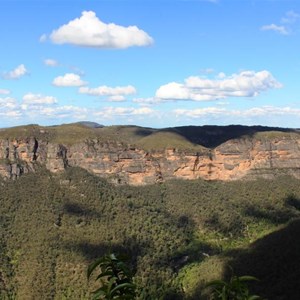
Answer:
1;0;300;128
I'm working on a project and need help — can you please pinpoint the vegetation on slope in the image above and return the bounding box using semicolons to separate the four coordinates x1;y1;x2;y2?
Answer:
1;167;300;299
1;123;299;149
136;131;204;151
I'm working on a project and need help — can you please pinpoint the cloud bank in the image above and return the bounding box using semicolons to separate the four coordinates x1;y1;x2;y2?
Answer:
156;70;282;101
0;97;21;118
22;93;58;105
174;106;300;119
79;85;136;101
94;106;154;118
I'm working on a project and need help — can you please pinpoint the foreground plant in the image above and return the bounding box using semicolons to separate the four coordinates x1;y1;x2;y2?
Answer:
87;253;136;300
206;275;262;300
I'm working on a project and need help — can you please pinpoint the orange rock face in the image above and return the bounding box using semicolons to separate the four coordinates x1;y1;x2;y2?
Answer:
1;136;300;184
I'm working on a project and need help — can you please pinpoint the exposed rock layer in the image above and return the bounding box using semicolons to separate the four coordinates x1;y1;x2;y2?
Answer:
1;133;300;184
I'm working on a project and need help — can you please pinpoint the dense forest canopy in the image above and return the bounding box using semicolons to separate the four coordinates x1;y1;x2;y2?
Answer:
1;166;300;299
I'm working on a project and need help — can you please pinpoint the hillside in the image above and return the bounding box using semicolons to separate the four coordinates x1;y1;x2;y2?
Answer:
1;123;300;184
1;166;300;299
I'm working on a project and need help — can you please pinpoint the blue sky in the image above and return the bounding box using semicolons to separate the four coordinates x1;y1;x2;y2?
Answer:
1;0;300;128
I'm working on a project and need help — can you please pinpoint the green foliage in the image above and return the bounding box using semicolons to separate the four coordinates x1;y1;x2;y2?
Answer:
136;131;203;151
253;130;299;140
206;275;261;300
87;253;136;300
1;168;300;299
2;123;298;150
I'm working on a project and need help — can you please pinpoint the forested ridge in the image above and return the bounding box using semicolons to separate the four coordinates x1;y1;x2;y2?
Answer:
1;166;300;299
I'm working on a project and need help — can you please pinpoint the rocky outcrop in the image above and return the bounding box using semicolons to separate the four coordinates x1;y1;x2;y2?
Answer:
1;135;300;185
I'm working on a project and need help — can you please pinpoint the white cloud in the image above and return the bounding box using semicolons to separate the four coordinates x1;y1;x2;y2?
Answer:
47;11;153;49
0;97;18;109
201;68;215;74
173;106;300;119
2;110;22;118
20;94;88;120
281;10;300;24
22;93;58;106
241;106;300;117
108;95;126;102
0;97;21;119
156;70;282;101
133;97;162;105
261;11;299;35
32;105;88;119
174;107;226;118
3;64;28;80
0;94;87;122
21;95;86;119
260;24;289;35
217;72;226;79
69;66;85;76
0;89;10;95
1;93;153;124
53;73;87;87
44;59;59;67
93;106;154;118
79;85;136;98
39;34;47;42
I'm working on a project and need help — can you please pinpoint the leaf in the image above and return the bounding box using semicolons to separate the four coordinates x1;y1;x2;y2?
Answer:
91;287;106;300
110;282;136;296
88;253;136;299
206;279;227;288
247;296;262;300
109;253;118;261
238;276;259;282
107;276;117;293
96;270;114;281
87;257;104;279
221;285;227;300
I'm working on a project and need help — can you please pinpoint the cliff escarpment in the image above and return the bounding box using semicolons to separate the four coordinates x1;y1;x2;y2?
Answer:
1;124;300;185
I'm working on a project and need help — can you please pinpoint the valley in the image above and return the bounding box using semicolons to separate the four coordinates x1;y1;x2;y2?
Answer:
1;124;300;299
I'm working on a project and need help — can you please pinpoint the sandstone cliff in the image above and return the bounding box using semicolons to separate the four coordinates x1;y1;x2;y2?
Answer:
1;124;300;185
